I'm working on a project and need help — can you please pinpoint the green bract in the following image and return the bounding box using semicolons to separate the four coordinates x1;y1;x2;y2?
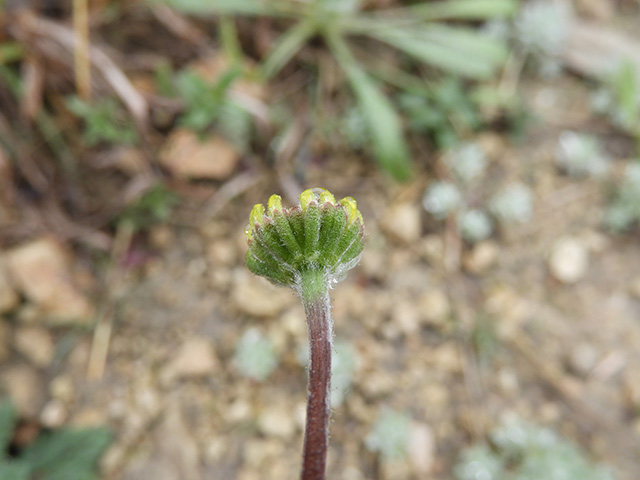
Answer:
245;188;365;289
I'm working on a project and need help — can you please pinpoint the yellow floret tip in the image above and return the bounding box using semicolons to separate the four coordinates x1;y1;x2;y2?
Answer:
299;189;317;211
250;203;265;227
268;194;282;215
339;197;361;225
318;189;335;205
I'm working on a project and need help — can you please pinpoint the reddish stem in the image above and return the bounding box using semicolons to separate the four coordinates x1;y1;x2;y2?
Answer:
300;294;333;480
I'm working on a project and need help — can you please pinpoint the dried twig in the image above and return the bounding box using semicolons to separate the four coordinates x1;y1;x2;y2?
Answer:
72;0;91;99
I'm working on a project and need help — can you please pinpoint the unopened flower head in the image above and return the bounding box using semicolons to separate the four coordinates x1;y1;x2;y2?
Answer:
245;188;365;289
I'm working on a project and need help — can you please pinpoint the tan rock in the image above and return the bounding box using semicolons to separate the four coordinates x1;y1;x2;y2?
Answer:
49;374;75;403
206;240;237;266
71;407;109;427
380;457;411;480
568;342;598;377
0;364;46;417
5;238;94;324
430;342;461;374
463;240;499;275
0;259;19;313
14;326;55;368
159;129;239;180
420;235;444;266
418;290;451;329
629;276;640;300
232;270;294;317
257;404;297;439
420;383;450;416
391;300;421;335
242;439;285;469
380;203;422;243
161;337;219;384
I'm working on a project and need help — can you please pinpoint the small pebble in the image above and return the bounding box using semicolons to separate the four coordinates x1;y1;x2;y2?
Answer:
548;237;589;283
409;422;435;474
232;271;294;317
161;338;219;384
463;241;499;274
40;399;67;428
257;405;297;439
0;364;46;417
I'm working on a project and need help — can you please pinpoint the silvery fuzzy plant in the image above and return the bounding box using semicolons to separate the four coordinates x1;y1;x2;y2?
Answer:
423;143;534;243
245;188;365;480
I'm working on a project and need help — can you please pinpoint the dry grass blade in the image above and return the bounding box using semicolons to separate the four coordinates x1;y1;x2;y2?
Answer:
20;56;45;120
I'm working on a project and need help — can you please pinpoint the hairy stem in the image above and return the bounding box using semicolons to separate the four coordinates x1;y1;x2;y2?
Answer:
299;270;333;480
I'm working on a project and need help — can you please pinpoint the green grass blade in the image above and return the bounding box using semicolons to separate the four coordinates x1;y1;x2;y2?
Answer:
326;32;412;181
402;0;518;20
344;0;517;30
261;18;318;79
421;25;508;63
369;25;507;79
149;0;282;16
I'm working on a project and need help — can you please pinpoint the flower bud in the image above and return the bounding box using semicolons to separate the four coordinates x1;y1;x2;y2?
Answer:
245;188;365;289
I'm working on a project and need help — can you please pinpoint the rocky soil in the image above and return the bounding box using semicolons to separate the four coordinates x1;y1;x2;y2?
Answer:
1;73;639;480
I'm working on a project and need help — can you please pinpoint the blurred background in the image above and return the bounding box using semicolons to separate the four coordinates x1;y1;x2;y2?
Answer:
0;0;639;479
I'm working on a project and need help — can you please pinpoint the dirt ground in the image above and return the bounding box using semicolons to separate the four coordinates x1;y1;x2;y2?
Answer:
0;1;640;480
